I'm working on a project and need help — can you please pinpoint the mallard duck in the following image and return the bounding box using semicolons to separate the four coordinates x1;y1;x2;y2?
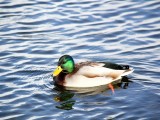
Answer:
52;55;134;88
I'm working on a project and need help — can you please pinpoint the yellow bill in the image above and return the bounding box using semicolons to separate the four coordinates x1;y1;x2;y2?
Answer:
53;66;63;76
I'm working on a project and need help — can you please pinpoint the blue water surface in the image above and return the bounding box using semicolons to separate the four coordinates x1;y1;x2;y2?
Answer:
0;0;160;119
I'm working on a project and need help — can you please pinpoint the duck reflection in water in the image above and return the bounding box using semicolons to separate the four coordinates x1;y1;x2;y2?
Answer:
54;90;75;110
53;76;132;110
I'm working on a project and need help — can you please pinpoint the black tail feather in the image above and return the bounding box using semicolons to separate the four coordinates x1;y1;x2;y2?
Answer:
102;62;130;70
121;65;129;70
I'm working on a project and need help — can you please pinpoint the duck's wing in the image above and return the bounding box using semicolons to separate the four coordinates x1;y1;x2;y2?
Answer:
101;62;134;77
76;62;133;79
77;66;123;78
77;61;130;70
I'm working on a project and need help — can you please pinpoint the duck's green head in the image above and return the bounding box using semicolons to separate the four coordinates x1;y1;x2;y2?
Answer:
53;55;75;76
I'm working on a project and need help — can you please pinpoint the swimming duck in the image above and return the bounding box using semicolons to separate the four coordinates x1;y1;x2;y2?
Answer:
52;55;133;88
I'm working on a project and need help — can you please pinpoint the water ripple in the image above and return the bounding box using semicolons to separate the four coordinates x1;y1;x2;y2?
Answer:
0;0;160;119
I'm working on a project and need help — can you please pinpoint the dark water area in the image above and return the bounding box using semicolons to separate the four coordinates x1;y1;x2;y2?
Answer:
0;0;160;119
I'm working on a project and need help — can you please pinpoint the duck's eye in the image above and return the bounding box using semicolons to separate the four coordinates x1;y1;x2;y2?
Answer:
62;61;65;64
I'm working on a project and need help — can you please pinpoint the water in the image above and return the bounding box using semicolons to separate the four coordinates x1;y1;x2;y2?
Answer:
0;0;160;119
